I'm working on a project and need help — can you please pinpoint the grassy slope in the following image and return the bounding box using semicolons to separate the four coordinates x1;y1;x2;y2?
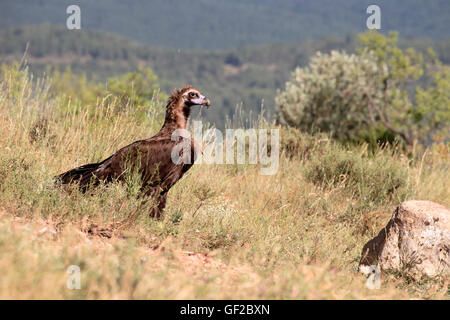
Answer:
0;65;448;299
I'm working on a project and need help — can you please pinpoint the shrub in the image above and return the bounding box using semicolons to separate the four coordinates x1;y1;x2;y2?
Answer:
276;31;450;147
276;50;383;143
280;126;327;159
304;142;412;204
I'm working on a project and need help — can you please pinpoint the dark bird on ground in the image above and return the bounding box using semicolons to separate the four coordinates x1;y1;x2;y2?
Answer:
56;86;210;219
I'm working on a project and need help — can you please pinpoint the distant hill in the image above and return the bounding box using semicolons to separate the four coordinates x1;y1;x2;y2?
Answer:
1;0;449;49
1;24;450;128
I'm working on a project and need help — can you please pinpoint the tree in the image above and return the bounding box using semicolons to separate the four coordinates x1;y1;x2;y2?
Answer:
413;60;450;143
104;66;160;109
276;31;450;146
48;66;162;112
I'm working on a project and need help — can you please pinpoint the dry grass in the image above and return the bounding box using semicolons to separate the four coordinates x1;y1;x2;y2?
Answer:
0;64;448;299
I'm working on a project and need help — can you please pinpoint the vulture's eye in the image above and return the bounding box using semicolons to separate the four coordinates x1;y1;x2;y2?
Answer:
189;92;197;98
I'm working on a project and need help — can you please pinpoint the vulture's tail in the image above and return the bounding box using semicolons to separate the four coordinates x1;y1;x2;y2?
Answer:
55;162;102;190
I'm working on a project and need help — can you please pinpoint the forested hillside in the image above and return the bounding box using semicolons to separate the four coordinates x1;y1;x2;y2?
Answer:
2;24;450;127
1;0;449;49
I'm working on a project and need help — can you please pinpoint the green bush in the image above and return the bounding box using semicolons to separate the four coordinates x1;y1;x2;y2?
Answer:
276;51;380;143
304;142;412;204
280;126;327;159
276;31;450;147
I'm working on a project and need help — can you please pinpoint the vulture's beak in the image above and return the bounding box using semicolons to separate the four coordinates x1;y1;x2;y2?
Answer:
201;96;210;108
190;94;211;108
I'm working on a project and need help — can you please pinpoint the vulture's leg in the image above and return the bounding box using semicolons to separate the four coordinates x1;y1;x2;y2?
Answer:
149;192;168;220
157;193;168;219
144;187;168;220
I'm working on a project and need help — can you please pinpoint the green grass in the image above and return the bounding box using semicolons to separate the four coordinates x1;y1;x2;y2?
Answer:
0;63;448;299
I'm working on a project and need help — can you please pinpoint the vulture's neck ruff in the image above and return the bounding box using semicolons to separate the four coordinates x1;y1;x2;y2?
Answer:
163;95;192;132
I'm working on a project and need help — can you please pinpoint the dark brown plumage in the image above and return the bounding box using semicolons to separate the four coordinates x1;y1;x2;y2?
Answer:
56;86;210;219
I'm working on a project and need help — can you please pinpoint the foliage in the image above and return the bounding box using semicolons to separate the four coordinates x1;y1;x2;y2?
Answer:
0;65;448;299
276;31;450;146
279;126;327;159
304;141;412;205
49;65;162;109
414;64;450;142
358;31;450;146
102;67;160;110
49;66;100;104
276;50;382;143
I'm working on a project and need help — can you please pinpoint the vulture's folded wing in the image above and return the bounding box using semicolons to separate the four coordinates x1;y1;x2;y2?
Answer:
89;137;198;188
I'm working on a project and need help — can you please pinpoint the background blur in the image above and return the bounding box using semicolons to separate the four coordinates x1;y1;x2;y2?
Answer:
1;0;449;128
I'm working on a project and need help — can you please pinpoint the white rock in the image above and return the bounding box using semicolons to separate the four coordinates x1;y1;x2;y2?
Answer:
359;200;450;278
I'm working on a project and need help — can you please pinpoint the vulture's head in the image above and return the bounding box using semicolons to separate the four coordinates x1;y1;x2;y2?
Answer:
165;86;210;129
179;86;210;108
